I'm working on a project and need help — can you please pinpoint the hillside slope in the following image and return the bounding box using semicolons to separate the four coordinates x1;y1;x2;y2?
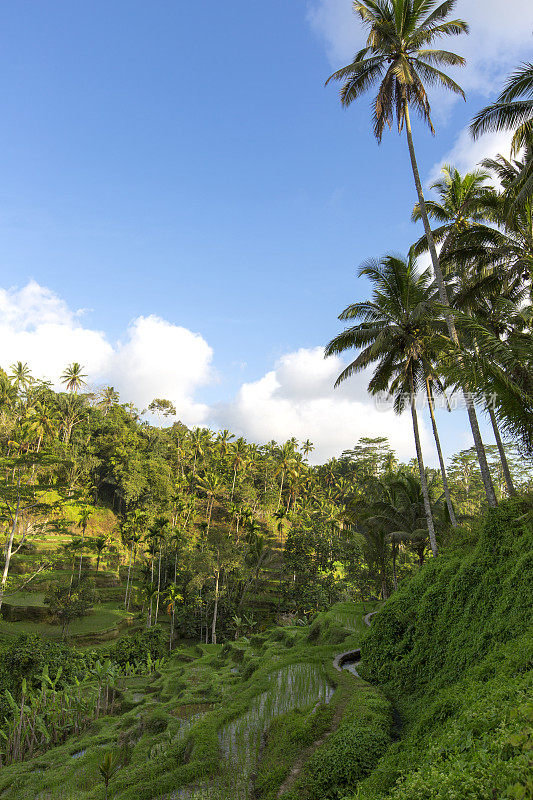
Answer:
356;499;533;800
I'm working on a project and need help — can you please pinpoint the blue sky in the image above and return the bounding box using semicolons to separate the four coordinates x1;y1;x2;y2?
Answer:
0;0;531;463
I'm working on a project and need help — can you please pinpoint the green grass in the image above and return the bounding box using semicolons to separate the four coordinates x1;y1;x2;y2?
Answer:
0;601;382;800
2;590;46;606
0;602;134;640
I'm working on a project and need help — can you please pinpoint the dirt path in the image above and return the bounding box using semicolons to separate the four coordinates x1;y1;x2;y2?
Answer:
275;696;348;798
275;611;377;798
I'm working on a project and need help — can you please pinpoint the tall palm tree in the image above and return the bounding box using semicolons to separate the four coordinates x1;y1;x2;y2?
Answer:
301;439;314;461
61;362;87;394
98;387;120;415
471;62;533;206
275;443;297;512
326;0;497;508
165;584;183;652
76;507;92;580
94;536;108;573
412;163;515;502
325;253;441;556
9;362;32;394
451;146;533;289
148;517;169;624
412;164;495;258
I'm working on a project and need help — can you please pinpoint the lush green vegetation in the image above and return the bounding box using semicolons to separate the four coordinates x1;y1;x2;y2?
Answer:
0;0;532;797
354;499;533;800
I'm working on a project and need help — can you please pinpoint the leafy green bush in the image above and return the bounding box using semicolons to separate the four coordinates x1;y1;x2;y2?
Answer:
352;500;533;800
283;679;392;799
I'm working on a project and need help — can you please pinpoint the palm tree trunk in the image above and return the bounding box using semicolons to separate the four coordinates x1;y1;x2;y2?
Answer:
170;608;175;653
276;471;284;512
124;545;133;609
403;97;497;509
487;406;516;497
78;526;86;580
211;558;220;645
230;467;237;500
392;546;398;592
409;371;438;557
425;379;458;527
155;547;162;623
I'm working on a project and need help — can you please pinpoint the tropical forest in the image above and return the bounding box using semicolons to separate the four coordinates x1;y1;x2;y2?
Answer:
0;1;532;799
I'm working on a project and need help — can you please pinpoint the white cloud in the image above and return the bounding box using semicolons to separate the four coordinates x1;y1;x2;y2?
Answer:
307;0;532;103
0;281;213;426
428;127;515;184
213;347;429;464
1;283;436;462
109;316;212;425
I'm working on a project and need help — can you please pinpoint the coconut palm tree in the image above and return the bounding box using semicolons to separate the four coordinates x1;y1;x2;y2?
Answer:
94;536;108;573
148;517;169;623
412;164;495;259
76;507;92;580
301;439;314;461
165;584;183;652
325;252;442;556
471;62;533;206
9;362;32;394
60;363;87;394
98;387;120;415
412;163;513;506
326;0;497;508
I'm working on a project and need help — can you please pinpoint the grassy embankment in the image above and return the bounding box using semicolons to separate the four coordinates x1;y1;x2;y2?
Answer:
351;498;533;800
0;505;137;644
0;600;387;800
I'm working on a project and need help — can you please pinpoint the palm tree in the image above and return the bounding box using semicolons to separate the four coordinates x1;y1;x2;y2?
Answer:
423;372;457;526
94;536;108;573
229;438;248;500
471;62;533;206
76;507;92;580
148;517;169;624
196;474;223;535
326;0;497;508
274;508;288;549
165;584;183;652
301;439;314;461
435;156;533;463
275;443;297;512
122;510;147;610
9;362;32;394
325;253;441;556
98;387;120;415
412;164;495;259
60;362;87;394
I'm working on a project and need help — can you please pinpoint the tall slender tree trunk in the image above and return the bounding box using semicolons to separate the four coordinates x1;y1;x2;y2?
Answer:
78;526;86;581
403;97;497;509
124;545;133;609
425;379;458;527
126;545;137;611
0;496;20;613
276;471;284;512
170;607;175;653
231;467;237;500
488;406;516;497
211;557;220;645
155;547;162;623
409;370;438;557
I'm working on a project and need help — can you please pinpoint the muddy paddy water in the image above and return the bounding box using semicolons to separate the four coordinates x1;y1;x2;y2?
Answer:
173;663;333;799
